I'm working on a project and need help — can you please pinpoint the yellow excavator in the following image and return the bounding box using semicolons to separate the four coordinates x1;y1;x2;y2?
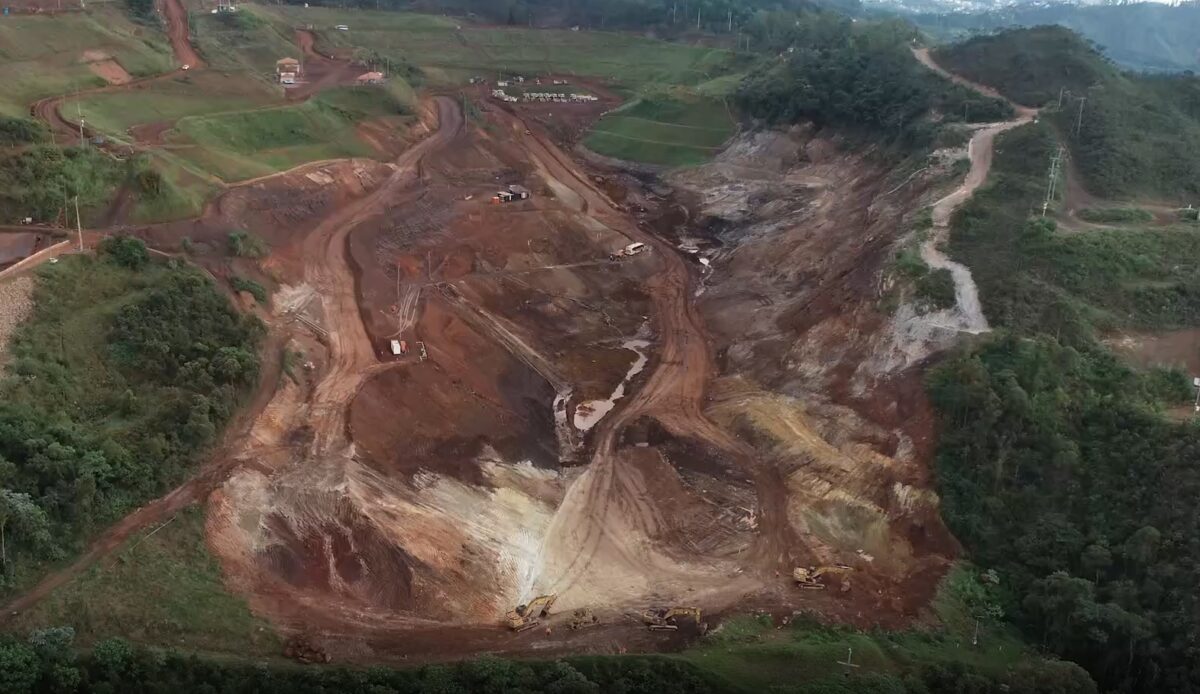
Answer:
505;594;557;631
793;565;853;591
640;606;702;631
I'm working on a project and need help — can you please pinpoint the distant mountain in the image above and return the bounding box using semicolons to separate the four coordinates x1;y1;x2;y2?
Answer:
867;1;1200;72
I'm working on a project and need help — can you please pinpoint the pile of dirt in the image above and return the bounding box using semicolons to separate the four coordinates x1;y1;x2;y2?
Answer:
82;50;132;85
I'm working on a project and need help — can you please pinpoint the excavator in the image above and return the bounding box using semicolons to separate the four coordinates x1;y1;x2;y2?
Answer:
793;565;853;591
640;606;702;631
505;594;557;632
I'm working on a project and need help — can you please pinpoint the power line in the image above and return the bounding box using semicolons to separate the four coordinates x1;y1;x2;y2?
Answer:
1042;146;1065;217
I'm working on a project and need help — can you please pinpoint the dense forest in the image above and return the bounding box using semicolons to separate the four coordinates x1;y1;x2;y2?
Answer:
907;2;1200;73
733;15;1011;147
0;241;262;593
930;30;1200;692
285;0;861;32
0;626;1098;694
934;26;1200;200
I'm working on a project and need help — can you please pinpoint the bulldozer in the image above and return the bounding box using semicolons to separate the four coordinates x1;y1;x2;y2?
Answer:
505;594;557;632
568;608;600;630
640;606;702;631
793;565;853;591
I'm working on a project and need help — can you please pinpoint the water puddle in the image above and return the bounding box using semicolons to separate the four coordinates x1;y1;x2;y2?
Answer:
573;338;651;432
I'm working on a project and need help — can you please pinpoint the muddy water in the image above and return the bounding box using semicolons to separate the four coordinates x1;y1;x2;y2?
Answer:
573;338;651;432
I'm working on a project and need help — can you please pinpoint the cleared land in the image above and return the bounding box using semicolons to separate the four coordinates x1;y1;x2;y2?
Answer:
585;98;735;166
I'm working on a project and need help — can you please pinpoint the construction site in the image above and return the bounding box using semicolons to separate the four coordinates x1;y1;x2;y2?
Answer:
0;1;1024;665
84;75;978;661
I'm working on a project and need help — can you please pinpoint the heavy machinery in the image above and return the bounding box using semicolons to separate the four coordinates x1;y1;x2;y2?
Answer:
505;594;557;632
568;608;600;630
640;606;702;631
793;565;853;591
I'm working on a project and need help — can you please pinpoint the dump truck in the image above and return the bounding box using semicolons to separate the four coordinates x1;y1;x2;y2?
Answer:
505;594;557;631
640;606;701;631
793;565;853;590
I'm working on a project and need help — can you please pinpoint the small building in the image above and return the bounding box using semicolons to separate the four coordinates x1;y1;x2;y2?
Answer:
355;71;384;86
276;57;301;79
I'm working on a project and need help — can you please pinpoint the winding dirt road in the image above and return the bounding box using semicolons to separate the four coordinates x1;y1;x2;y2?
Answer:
302;96;461;452
913;46;1037;334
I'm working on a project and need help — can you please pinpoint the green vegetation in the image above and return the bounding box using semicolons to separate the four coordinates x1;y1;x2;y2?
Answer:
949;122;1200;341
7;507;279;656
930;93;1200;691
0;146;122;225
191;5;299;74
735;16;1012;148
230;276;267;304
585;97;734;166
1076;207;1154;224
0;9;173;117
0;117;48;147
264;6;739;90
0;243;262;595
168;86;412;181
3;563;1094;692
930;334;1198;694
227;230;269;259
911;3;1200;73
935;26;1200;200
70;72;276;135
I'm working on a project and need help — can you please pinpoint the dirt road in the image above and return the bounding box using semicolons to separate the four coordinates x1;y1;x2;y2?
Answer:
914;46;1036;334
302;97;461;451
489;107;799;606
160;0;201;69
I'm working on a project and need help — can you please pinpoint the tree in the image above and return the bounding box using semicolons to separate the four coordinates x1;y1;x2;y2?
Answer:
100;236;149;271
0;641;39;694
0;489;51;575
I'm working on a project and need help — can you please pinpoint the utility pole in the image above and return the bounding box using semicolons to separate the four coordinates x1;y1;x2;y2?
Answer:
1074;96;1087;136
696;6;701;30
73;195;83;252
1042;146;1064;216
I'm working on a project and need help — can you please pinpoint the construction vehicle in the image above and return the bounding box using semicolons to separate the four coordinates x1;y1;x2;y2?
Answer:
640;606;701;631
793;565;853;591
610;242;648;260
417;341;428;361
568;608;600;630
505;594;557;632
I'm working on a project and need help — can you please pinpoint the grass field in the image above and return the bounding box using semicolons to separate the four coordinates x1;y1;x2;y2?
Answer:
261;6;737;90
191;5;300;74
166;84;413;181
0;7;173;117
7;506;281;656
68;71;278;134
585;97;734;166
